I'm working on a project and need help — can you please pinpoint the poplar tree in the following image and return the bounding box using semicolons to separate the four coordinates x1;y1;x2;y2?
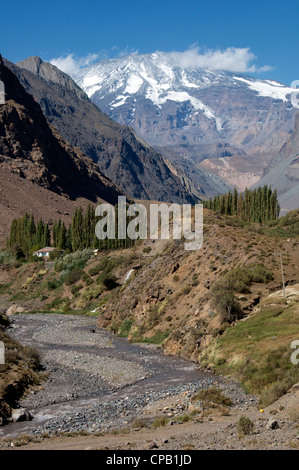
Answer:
204;185;280;222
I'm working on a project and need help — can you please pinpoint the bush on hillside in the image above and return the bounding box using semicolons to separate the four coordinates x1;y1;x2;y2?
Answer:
211;263;273;323
0;250;19;268
54;249;93;273
97;272;118;290
237;416;254;436
64;268;83;286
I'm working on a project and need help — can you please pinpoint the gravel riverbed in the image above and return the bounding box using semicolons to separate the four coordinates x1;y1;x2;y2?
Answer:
1;314;257;439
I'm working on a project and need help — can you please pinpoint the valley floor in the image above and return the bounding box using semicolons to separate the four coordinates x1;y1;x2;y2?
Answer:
0;313;298;451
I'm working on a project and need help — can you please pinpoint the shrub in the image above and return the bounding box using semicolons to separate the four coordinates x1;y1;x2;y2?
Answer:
64;268;83;286
0;250;19;267
48;249;63;261
49;297;64;309
85;276;94;286
260;379;293;408
194;387;233;406
237;416;254;436
151;417;169;428
211;287;242;323
174;415;192;423
118;319;134;337
81;272;93;286
247;264;274;283
211;263;273;323
5;349;20;365
221;264;273;293
97;273;118;290
71;284;82;295
47;278;62;290
88;264;102;276
54;249;93;273
22;346;41;369
95;255;119;273
9;244;26;260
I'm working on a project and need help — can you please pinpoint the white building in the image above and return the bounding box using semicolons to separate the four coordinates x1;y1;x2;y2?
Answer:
32;247;55;259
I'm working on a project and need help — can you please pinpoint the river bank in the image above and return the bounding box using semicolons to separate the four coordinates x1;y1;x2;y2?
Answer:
0;313;218;438
0;313;297;450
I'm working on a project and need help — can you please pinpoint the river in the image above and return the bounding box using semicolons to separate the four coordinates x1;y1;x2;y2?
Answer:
0;313;217;438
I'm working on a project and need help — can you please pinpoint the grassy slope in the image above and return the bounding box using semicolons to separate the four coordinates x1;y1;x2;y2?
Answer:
206;293;299;405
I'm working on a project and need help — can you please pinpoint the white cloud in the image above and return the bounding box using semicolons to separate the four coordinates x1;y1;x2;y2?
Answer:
161;46;272;73
50;46;272;77
111;46;139;57
50;53;99;76
50;48;139;77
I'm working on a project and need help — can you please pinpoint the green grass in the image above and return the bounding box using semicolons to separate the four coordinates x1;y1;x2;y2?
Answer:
117;319;135;337
208;299;299;405
139;329;170;345
151;417;169;428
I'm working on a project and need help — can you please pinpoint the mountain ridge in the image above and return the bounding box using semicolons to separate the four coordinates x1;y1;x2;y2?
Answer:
0;55;123;203
70;51;299;209
9;56;200;204
73;52;296;155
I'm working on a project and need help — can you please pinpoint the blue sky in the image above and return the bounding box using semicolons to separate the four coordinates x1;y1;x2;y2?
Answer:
1;0;299;85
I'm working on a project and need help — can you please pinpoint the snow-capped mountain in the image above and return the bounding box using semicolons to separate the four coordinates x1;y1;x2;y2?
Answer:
73;52;297;164
69;52;299;209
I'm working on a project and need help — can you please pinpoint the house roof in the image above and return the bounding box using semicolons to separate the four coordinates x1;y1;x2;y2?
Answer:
33;247;55;254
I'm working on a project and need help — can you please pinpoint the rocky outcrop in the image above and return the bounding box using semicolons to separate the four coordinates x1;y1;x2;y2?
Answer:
17;56;88;102
11;408;33;423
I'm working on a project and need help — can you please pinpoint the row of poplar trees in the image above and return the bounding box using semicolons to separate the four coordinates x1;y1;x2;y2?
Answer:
6;204;134;258
204;186;280;222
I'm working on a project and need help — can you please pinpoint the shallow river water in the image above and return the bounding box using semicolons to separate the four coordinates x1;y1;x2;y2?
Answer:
0;314;217;438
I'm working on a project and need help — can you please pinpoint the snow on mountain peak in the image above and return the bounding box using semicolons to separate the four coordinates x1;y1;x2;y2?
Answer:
73;52;296;117
233;76;295;102
68;52;297;156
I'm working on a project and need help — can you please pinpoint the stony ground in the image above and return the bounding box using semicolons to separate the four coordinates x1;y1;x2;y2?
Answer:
0;313;298;451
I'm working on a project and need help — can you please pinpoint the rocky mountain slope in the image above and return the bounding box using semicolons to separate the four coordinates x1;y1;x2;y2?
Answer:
0;56;122;203
74;52;296;156
251;114;299;214
72;52;299;208
0;166;100;247
0;56;126;244
7;56;198;204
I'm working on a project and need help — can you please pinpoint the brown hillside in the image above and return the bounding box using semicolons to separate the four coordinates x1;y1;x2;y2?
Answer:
0;167;100;247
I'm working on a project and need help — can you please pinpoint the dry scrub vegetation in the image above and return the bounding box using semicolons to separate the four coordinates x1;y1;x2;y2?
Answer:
0;208;299;412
